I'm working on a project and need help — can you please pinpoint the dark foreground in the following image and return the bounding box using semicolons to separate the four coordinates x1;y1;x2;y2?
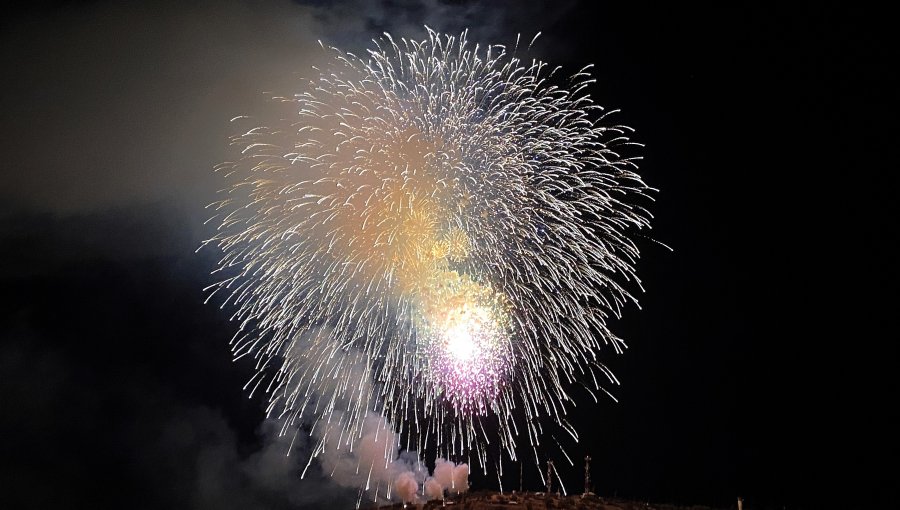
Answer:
373;492;726;510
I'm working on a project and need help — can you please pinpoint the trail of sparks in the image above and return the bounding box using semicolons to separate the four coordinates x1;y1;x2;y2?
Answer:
205;27;653;478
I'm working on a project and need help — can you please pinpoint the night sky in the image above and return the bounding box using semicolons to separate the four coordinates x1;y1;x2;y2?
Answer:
0;2;894;509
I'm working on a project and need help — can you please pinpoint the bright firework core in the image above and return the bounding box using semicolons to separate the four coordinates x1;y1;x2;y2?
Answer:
445;321;474;362
440;304;494;363
422;298;511;412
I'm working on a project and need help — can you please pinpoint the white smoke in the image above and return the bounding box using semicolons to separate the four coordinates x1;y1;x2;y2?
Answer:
424;477;444;500
287;330;468;504
310;410;468;503
393;471;420;504
430;458;470;495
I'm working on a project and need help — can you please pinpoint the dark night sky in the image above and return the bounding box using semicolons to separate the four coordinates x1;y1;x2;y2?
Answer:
0;1;895;509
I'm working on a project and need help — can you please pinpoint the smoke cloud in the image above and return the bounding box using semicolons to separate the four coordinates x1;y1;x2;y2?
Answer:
283;332;469;504
0;0;574;218
313;411;469;503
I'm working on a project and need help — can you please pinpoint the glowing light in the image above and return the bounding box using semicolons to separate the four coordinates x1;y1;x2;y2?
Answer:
445;322;474;362
421;299;511;410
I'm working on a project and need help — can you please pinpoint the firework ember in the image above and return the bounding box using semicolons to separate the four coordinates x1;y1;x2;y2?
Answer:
205;27;653;496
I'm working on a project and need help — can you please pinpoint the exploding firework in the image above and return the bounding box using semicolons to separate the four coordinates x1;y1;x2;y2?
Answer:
205;28;652;496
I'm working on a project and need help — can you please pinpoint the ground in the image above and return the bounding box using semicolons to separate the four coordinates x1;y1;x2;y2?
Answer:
371;492;724;510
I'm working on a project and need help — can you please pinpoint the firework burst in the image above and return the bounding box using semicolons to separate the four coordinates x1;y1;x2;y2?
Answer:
205;27;652;490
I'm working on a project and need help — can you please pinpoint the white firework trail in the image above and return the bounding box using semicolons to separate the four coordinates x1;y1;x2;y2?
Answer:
203;27;653;500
